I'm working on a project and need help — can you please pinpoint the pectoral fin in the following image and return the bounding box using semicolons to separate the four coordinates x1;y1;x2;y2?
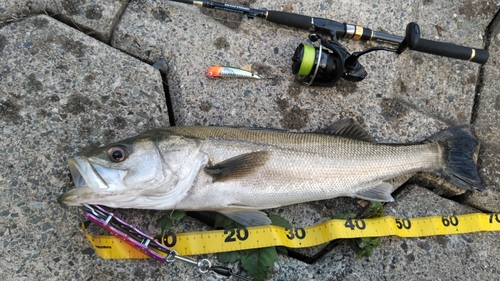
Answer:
355;182;395;202
218;209;271;226
204;151;270;182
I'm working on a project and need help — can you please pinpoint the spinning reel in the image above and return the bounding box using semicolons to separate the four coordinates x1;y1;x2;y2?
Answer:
291;22;479;87
292;33;367;86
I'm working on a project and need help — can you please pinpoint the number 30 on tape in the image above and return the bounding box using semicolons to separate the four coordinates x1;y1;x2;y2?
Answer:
85;213;500;259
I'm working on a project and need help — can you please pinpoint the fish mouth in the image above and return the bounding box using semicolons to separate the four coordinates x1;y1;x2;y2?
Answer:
58;156;110;206
57;186;95;206
69;157;109;189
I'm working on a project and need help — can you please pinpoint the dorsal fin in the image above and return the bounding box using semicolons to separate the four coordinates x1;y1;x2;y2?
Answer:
317;118;375;142
204;151;270;182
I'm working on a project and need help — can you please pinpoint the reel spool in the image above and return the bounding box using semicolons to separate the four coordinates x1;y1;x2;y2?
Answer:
291;34;367;87
292;40;344;86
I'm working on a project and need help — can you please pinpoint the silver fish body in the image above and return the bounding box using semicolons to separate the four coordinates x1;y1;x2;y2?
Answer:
58;119;484;226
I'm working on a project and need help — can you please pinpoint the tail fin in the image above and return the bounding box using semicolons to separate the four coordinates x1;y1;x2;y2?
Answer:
430;125;485;191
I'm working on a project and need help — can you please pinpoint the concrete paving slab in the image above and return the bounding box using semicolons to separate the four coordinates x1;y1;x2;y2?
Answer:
464;11;500;212
0;0;52;26
0;0;128;42
48;0;129;43
0;0;498;280
0;14;168;280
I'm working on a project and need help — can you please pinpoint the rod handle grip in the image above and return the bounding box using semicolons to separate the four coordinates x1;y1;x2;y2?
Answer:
406;22;488;64
265;10;313;30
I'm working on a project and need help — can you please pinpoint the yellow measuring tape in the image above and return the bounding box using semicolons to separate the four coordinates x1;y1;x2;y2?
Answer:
84;213;500;259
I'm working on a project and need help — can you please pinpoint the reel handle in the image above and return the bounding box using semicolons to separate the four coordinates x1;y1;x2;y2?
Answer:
404;22;488;64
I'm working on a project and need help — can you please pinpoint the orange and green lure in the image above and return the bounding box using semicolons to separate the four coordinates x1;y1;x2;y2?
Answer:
206;66;261;79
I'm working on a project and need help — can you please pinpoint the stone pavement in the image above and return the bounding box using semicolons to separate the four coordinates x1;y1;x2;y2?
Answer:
0;0;499;280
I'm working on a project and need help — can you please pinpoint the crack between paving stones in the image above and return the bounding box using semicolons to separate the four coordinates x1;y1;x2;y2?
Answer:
401;177;469;207
403;9;500;208
105;2;177;126
471;8;500;125
49;12;102;42
104;1;176;126
45;12;176;126
108;1;132;46
460;8;500;209
159;71;176;126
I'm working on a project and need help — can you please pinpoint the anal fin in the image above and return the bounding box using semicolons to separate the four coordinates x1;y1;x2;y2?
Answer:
355;182;395;202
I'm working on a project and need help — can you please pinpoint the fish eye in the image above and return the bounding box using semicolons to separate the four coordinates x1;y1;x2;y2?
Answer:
107;146;128;162
207;72;212;76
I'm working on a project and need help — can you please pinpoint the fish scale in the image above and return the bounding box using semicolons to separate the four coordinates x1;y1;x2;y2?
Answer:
58;119;484;226
175;133;439;208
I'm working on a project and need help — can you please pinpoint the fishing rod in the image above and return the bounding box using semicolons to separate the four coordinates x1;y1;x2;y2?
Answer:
168;0;489;87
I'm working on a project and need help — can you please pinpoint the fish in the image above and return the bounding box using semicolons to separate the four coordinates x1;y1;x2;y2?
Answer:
58;119;484;226
206;66;261;79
